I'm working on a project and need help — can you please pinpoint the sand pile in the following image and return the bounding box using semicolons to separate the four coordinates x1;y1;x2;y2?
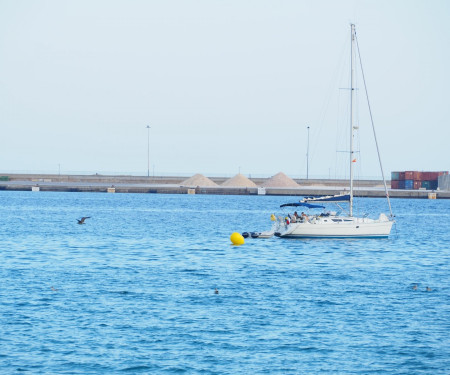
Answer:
221;173;257;187
262;172;299;188
181;174;218;187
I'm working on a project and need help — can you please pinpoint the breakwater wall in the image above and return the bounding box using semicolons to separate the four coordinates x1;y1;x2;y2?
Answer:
0;173;385;187
0;173;448;198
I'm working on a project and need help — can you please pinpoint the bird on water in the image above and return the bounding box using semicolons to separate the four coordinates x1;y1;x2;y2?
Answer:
214;288;219;294
77;217;91;224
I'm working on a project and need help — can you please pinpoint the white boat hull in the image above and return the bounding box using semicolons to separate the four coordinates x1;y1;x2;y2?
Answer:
277;216;393;238
257;230;275;238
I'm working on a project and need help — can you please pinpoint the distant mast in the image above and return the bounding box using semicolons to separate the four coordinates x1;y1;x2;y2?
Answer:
349;24;356;217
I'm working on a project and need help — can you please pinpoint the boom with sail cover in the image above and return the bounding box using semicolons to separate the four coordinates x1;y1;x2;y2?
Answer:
303;194;350;203
280;202;325;209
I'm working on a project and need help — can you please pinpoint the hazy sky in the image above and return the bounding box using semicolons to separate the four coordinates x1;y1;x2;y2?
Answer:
1;0;449;178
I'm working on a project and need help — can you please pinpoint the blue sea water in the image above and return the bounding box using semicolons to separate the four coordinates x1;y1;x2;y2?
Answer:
0;191;449;374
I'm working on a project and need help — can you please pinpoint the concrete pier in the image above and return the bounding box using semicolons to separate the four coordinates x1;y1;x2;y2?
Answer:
0;173;448;198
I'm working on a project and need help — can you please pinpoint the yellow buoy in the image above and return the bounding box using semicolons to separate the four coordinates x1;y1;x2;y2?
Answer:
230;232;245;246
270;214;276;221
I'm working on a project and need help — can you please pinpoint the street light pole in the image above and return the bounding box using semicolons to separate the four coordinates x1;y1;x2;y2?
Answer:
306;126;310;179
146;125;150;177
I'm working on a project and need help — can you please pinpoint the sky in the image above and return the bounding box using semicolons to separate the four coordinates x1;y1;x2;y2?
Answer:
0;0;449;178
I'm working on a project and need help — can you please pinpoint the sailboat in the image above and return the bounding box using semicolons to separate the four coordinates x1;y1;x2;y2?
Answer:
276;24;394;239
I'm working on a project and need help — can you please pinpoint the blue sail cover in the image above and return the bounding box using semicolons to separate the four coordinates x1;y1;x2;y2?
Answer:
303;194;350;203
280;202;325;209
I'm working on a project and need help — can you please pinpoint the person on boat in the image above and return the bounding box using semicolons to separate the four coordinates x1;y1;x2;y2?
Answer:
301;212;309;222
294;211;299;219
291;214;297;223
285;217;290;225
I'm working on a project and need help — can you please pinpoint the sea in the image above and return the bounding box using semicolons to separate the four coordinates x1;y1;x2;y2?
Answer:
0;191;449;374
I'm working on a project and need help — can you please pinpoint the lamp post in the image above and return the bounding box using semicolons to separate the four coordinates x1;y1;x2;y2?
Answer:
306;126;310;179
146;125;150;177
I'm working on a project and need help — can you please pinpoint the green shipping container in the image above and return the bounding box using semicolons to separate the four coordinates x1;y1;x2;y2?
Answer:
391;172;400;180
0;176;9;181
421;181;438;190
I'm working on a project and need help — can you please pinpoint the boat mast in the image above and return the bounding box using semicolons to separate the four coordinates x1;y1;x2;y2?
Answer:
349;24;355;217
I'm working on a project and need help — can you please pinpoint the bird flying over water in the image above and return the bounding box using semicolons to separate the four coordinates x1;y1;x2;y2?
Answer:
77;217;91;224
